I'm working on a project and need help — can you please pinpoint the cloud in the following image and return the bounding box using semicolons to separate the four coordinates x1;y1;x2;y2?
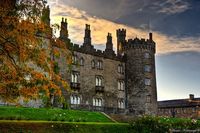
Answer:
154;0;190;15
50;3;200;54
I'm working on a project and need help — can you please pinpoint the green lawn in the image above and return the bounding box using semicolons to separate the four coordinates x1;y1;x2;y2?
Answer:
0;106;112;122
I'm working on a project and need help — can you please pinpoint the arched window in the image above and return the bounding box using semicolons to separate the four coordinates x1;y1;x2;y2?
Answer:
80;57;84;66
93;98;103;107
97;60;103;69
72;55;78;64
118;80;124;90
96;76;103;86
118;64;123;74
91;60;95;68
71;72;78;83
70;95;80;105
118;99;124;109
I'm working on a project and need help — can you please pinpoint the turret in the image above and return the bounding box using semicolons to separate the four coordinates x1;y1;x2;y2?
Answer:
105;33;115;56
60;18;68;39
83;24;91;46
116;29;126;56
41;5;50;26
124;33;157;116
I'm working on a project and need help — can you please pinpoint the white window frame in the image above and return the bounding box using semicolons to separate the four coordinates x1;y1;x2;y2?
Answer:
72;55;78;64
93;98;103;107
71;73;78;83
118;100;124;109
96;76;102;86
70;95;80;105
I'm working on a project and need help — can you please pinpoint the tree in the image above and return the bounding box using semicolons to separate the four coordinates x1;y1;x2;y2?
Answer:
0;0;69;105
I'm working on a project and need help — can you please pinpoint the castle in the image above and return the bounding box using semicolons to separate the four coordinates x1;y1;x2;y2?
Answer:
1;2;157;116
53;16;157;116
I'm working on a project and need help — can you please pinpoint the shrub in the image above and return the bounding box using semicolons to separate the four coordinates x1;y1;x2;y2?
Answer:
130;116;169;133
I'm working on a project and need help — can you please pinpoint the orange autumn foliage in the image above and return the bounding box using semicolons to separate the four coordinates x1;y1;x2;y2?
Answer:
0;0;69;104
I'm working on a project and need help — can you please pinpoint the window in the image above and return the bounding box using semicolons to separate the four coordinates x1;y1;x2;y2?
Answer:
71;72;79;83
146;95;151;103
144;78;151;86
91;60;95;68
144;65;151;72
118;64;123;74
118;99;124;109
96;76;103;86
144;52;150;59
72;55;78;64
118;80;124;90
80;57;84;66
93;98;103;106
97;60;103;69
70;95;80;104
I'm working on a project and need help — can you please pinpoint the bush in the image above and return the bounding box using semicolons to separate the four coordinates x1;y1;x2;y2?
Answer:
130;116;169;133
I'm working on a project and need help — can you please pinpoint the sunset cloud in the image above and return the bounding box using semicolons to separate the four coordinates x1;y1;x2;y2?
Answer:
50;3;200;54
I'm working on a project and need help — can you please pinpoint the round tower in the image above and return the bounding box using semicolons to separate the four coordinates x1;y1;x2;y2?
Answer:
124;33;157;116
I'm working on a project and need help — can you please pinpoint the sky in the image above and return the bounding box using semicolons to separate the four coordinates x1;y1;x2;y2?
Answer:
48;0;200;101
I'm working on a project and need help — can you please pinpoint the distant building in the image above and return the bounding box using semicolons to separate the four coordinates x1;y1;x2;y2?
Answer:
158;94;200;118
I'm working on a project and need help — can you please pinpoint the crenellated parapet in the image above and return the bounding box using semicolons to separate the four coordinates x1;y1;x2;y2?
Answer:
126;34;156;54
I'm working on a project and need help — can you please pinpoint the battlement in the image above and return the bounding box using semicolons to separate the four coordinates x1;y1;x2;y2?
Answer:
117;29;126;37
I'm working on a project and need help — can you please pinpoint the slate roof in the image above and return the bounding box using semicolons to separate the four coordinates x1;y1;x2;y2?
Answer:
158;98;200;108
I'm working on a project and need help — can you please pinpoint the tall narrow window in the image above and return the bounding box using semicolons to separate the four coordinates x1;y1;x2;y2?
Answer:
118;64;123;74
80;57;84;66
146;95;151;103
91;60;95;68
118;80;124;90
72;55;78;64
71;72;79;83
118;99;124;109
96;76;102;86
97;60;103;69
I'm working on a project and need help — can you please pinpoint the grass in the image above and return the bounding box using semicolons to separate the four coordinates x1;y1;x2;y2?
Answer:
0;106;112;122
0;121;132;133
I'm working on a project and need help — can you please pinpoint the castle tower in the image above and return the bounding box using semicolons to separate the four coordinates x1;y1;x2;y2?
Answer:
41;5;50;26
60;18;69;39
83;24;91;46
116;29;126;56
124;32;157;116
105;33;115;56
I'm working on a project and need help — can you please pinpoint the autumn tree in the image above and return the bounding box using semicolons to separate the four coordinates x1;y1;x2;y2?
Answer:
0;0;69;105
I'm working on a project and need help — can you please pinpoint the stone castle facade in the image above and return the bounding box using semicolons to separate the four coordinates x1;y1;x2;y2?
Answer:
54;17;157;116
